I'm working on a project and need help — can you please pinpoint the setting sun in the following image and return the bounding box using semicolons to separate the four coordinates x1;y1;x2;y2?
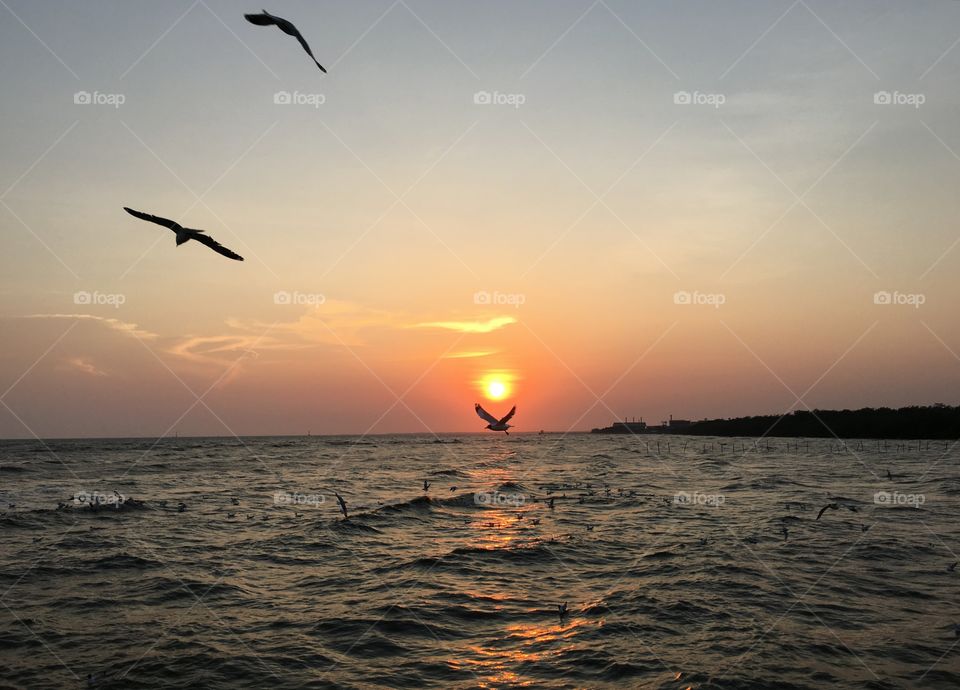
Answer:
487;380;506;400
478;373;512;401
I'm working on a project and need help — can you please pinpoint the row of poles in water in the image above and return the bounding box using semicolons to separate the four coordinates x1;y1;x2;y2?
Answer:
630;438;954;454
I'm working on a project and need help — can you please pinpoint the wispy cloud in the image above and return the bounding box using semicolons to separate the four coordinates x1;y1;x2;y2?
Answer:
61;356;106;377
23;314;158;340
413;316;517;333
442;349;498;359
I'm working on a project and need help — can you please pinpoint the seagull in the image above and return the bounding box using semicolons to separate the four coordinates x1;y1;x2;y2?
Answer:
244;10;326;72
123;207;243;261
334;492;348;519
475;403;516;434
781;526;789;541
816;503;839;520
450;486;458;492
948;561;958;572
557;603;568;620
177;502;187;513
423;480;430;492
887;469;893;480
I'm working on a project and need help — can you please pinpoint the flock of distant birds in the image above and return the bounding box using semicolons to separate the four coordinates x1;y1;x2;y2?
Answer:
123;10;326;261
24;455;956;633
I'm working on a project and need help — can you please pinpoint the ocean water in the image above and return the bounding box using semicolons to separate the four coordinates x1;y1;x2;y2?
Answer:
0;433;958;689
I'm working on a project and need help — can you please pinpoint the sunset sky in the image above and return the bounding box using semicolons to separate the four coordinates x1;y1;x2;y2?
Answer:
3;0;960;438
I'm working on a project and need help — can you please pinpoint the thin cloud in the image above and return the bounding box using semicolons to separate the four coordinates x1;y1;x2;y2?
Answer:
62;357;106;377
413;316;517;333
442;349;499;359
23;314;158;340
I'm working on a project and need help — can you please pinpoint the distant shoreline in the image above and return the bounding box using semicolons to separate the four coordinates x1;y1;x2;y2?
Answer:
591;404;960;440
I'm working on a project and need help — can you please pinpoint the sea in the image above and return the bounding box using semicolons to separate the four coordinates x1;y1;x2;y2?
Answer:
0;433;958;689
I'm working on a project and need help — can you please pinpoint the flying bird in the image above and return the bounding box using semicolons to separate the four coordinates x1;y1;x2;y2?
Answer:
123;208;243;261
244;10;326;72
816;503;840;520
475;403;516;434
334;492;348;519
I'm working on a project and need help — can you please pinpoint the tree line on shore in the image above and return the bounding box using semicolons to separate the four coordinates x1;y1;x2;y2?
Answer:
677;404;960;440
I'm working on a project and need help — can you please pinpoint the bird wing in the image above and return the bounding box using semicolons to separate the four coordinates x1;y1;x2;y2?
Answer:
244;12;277;26
291;30;327;72
191;232;244;261
498;406;517;425
475;403;499;425
124;207;181;231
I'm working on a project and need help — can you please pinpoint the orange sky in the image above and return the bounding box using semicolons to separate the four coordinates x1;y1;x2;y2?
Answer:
2;1;960;437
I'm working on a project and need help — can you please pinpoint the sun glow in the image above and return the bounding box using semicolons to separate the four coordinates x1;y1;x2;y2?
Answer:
487;380;506;399
480;373;510;401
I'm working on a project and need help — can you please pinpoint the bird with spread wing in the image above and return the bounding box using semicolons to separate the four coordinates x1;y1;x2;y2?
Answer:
123;208;243;261
244;10;326;73
475;403;516;435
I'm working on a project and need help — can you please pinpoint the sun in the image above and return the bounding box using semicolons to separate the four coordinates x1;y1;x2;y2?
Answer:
486;379;507;400
476;371;515;402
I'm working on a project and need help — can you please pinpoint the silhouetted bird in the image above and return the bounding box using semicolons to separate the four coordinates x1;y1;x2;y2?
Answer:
816;503;839;520
423;479;430;492
334;492;348;519
244;10;326;72
123;207;243;261
231;497;240;505
948;561;958;572
177;502;187;513
531;518;541;526
450;486;458;492
887;469;893;480
475;403;516;434
548;497;555;509
557;602;568;619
